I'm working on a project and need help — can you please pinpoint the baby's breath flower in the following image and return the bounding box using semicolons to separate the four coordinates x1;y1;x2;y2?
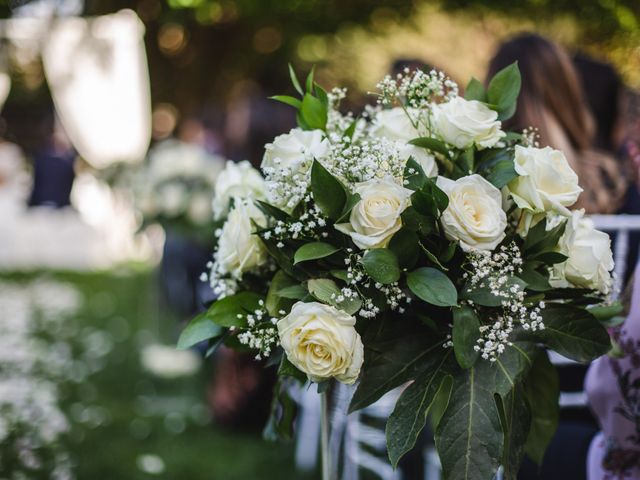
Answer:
464;242;544;361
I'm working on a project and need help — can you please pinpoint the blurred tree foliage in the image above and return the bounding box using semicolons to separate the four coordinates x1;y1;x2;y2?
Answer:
439;0;639;39
79;0;640;112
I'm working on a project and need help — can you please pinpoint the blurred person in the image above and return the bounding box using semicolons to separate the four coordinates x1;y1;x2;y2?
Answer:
585;268;640;479
573;54;624;154
28;117;76;209
488;33;628;216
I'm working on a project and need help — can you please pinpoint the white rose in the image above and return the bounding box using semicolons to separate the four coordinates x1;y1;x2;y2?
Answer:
550;210;614;294
399;144;438;177
262;128;329;174
433;97;505;149
335;177;412;249
277;301;364;384
509;146;582;216
212;161;266;220
216;199;267;278
371;107;421;142
437;174;507;251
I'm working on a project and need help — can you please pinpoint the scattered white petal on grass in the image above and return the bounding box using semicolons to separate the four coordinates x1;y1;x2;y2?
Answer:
137;454;166;475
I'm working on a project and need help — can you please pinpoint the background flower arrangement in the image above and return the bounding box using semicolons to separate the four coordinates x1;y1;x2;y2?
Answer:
0;280;112;479
130;139;226;237
179;64;621;479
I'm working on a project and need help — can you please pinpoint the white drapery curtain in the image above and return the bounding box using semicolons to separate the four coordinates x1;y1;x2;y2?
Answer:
42;9;151;168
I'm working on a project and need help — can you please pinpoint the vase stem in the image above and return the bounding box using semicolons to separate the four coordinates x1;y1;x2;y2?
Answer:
320;389;331;480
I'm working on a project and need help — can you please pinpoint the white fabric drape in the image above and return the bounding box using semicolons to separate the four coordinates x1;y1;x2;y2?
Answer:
42;9;151;168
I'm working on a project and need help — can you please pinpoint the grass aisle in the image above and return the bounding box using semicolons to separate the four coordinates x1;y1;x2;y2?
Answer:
1;269;309;480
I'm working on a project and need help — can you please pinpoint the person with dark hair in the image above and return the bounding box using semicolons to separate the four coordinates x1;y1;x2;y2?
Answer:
488;33;628;216
573;53;623;154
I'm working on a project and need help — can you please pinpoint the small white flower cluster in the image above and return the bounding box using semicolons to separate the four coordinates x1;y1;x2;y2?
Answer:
521;127;541;148
376;68;459;108
326;87;352;134
232;300;279;360
261;199;329;245
262;158;314;212
204;257;239;300
342;251;410;318
0;279;111;479
327;137;406;184
463;243;545;361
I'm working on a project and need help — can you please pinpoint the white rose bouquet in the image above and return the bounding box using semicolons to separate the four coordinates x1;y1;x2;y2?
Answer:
178;65;621;479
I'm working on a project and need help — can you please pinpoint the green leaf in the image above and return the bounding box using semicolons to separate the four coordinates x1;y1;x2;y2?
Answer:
518;265;551;292
401;207;437;237
255;200;293;222
436;364;504;480
429;374;454;431
204;334;226;358
487;62;521;121
497;384;531;480
386;352;454;467
330;269;350;282
278;356;307;383
177;311;222;349
266;270;298;317
530;251;568;265
588;302;624;322
300;93;327;130
307;278;362;315
314;83;328;107
208;292;263;328
452;306;480;369
459;147;475;173
293;242;341;264
335;191;360;223
263;377;299;441
485;159;518;189
270;95;302;110
344;119;357;139
535;305;611;362
491;340;537;396
288;63;303;96
350;331;444;412
600;315;625;328
307;278;340;303
460;284;503;307
389;228;419;269
409;137;450;156
524;351;559;466
261;237;299;279
277;285;308;299
523;218;566;256
461;277;527;307
464;77;487;102
407;267;458;307
404;156;427;191
310;160;346;220
361;248;401;284
305;66;315;92
419;244;448;271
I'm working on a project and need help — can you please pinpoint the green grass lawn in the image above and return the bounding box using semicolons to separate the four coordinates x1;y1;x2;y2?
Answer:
2;268;314;480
